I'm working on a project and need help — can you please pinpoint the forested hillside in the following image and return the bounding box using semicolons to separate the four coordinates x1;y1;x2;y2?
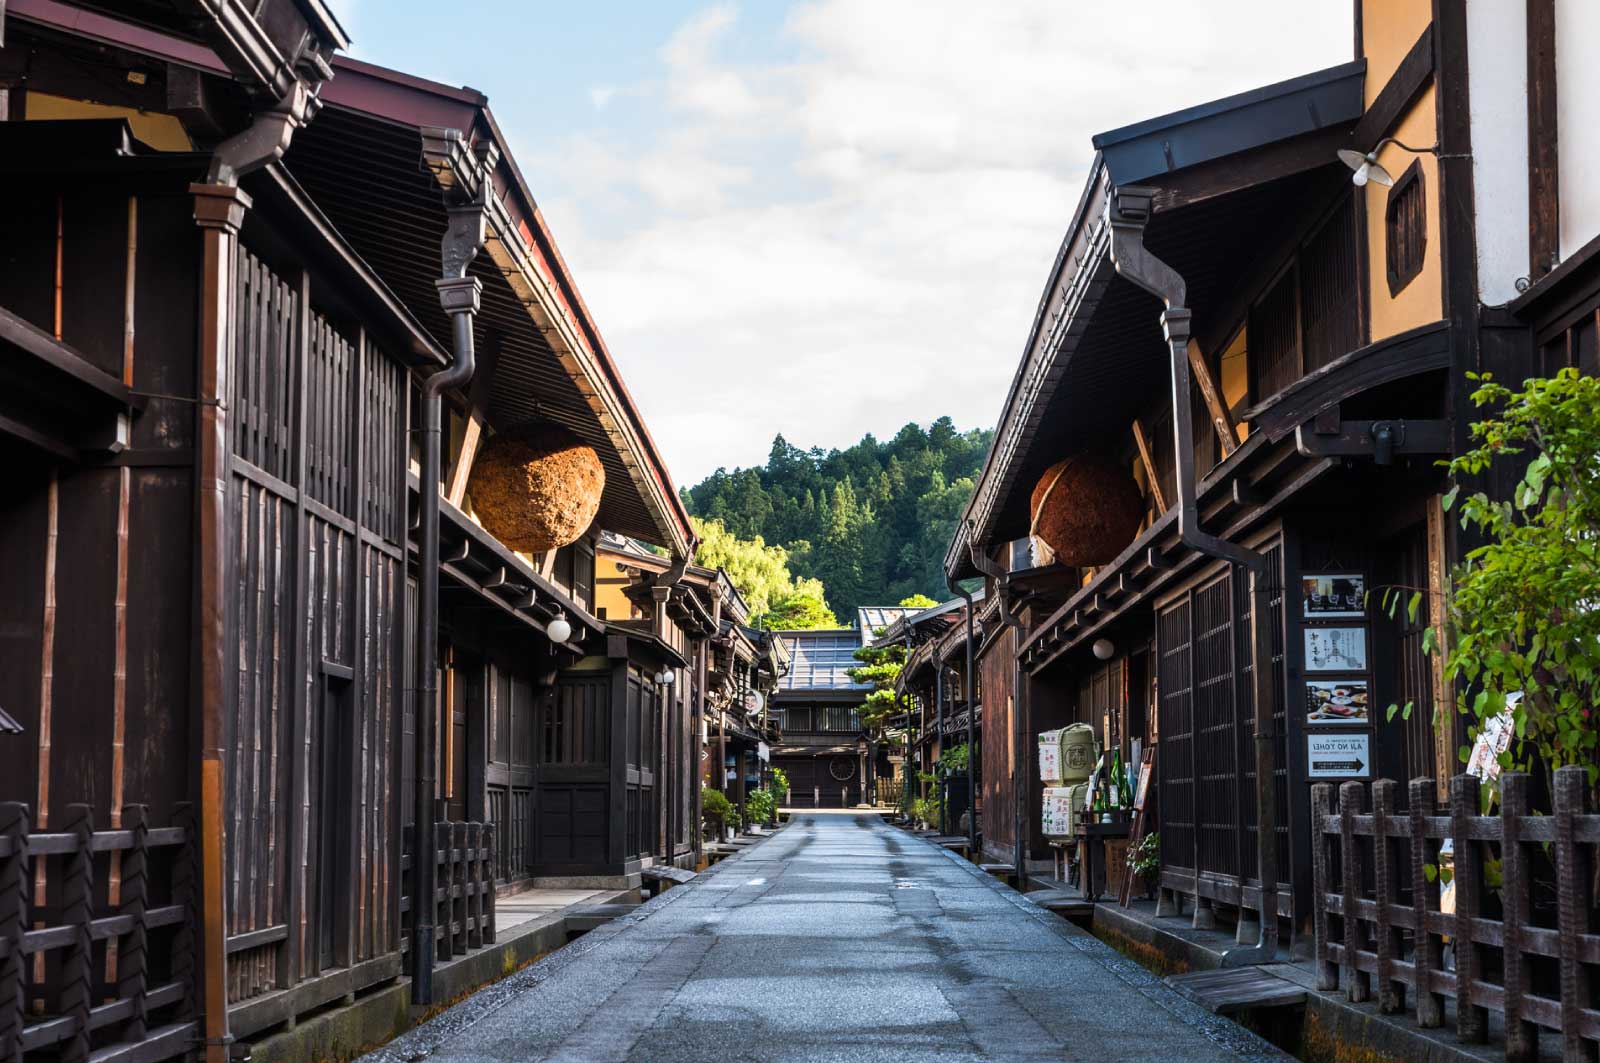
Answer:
683;418;992;618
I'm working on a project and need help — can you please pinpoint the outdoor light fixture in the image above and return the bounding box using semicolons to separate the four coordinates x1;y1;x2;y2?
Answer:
545;613;572;644
1337;138;1467;187
656;668;676;686
1092;637;1115;661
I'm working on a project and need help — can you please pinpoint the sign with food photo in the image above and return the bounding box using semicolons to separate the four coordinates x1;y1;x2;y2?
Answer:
1305;680;1369;724
1301;574;1366;619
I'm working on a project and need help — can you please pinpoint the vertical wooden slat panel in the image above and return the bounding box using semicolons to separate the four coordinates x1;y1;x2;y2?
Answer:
59;804;93;1063
1501;773;1536;1061
1370;779;1402;1014
118;805;149;1044
1338;781;1368;1003
0;803;29;1063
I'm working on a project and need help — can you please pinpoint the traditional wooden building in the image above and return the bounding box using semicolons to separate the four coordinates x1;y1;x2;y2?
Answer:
888;595;981;832
769;629;877;809
945;0;1599;955
0;3;697;1061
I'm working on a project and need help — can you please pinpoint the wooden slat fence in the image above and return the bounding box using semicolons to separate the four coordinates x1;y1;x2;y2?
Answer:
0;801;197;1063
399;822;496;964
1312;768;1599;1062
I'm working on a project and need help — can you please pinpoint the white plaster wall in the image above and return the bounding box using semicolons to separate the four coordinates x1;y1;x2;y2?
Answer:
1467;0;1529;304
1557;0;1600;261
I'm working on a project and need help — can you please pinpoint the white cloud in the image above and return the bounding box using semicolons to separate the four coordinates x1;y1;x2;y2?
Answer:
531;1;1351;485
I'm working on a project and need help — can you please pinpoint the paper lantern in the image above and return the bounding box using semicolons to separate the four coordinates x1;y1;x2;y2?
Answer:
1029;453;1143;566
468;423;604;553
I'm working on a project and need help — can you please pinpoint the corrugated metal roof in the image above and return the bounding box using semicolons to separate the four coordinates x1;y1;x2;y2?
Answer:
856;606;913;640
778;630;871;691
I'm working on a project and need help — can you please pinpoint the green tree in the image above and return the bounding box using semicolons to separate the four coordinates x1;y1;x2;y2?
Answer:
1427;369;1600;792
765;577;839;630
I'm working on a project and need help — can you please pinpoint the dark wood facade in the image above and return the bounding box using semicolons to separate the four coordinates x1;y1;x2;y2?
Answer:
0;5;698;1061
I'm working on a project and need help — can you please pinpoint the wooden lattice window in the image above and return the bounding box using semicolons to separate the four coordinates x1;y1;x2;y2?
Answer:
1385;160;1426;295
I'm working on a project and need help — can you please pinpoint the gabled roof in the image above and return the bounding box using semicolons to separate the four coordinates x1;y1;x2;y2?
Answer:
947;60;1365;579
856;605;914;641
777;629;871;692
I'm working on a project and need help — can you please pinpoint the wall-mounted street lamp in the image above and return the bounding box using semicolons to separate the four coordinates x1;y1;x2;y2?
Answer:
655;668;676;686
545;612;572;644
1092;637;1116;661
1336;137;1468;187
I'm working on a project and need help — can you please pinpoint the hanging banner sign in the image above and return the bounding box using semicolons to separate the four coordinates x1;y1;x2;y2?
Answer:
758;742;770;763
1307;732;1371;778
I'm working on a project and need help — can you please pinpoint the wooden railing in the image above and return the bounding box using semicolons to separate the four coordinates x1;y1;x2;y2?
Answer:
0;801;198;1063
399;822;496;963
1312;768;1599;1061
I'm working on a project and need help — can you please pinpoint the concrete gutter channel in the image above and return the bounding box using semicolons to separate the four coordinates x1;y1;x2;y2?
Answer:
262;826;787;1063
896;825;1509;1063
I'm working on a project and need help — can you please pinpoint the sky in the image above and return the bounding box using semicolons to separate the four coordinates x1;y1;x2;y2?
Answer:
327;2;1352;487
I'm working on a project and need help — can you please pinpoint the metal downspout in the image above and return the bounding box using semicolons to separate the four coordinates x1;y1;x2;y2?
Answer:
193;87;316;1063
1106;185;1278;966
412;141;490;1003
947;573;978;855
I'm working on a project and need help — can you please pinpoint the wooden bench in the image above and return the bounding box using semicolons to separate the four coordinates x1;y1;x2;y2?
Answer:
641;865;696;897
1166;967;1306;1015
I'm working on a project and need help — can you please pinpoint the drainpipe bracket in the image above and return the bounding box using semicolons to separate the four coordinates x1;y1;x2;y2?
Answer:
436;275;483;315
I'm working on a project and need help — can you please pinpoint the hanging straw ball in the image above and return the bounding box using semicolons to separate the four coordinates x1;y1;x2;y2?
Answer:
1029;452;1143;566
468;422;605;553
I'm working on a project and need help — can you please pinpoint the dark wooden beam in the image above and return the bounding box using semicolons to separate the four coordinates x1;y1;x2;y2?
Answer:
1527;0;1559;281
1293;418;1450;458
1131;418;1168;513
1253;322;1451;441
1151;124;1352;214
1187;339;1240;458
1352;24;1435;151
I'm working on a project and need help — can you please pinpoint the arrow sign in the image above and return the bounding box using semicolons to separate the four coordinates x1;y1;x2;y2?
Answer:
1307;733;1371;778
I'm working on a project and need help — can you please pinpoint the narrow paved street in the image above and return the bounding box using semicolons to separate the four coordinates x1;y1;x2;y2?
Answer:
369;815;1282;1063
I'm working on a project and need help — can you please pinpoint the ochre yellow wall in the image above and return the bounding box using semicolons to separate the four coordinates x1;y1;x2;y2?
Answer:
593;555;640;621
1361;0;1443;342
1362;0;1432;102
26;92;193;151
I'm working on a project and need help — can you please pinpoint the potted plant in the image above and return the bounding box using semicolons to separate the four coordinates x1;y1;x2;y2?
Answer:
702;786;735;841
1130;832;1160;901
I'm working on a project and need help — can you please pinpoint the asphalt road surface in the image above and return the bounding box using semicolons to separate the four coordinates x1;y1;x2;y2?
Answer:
366;813;1283;1062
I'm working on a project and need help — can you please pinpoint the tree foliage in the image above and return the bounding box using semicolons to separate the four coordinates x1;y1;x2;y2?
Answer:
846;596;935;728
683;418;992;616
690;517;838;630
1435;369;1600;790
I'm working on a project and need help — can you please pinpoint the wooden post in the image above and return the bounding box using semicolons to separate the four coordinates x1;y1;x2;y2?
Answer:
0;803;28;1063
171;803;197;1019
452;822;467;957
1310;783;1337;991
1407;778;1443;1028
119;804;150;1044
1499;773;1536;1061
434;821;452;963
60;804;94;1063
483;825;496;945
1551;766;1596;1063
1370;780;1403;1014
1449;774;1487;1042
1185;339;1240;457
1338;781;1368;1003
466;823;483;951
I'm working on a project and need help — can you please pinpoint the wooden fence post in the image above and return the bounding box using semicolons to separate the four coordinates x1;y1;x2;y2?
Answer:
1339;781;1369;1003
484;825;496;945
60;804;94;1063
1500;774;1536;1061
1371;780;1403;1014
466;823;482;951
435;821;452;963
171;802;197;1020
1407;778;1443;1028
119;804;150;1045
1449;774;1487;1042
0;803;29;1063
1552;765;1596;1063
1310;784;1337;991
452;822;467;958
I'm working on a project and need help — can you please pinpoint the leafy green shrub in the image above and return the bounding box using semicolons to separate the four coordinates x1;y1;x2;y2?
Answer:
770;766;790;799
1131;832;1160;881
1434;370;1600;791
745;787;776;826
702;787;734;829
937;743;970;777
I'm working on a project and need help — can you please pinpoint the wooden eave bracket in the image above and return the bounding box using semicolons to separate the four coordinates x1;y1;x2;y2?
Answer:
1294;418;1450;459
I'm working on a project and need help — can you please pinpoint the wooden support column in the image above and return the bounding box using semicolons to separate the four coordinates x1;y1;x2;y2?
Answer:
1131;418;1167;513
444;336;498;509
191;181;250;1063
1186;339;1239;457
1526;0;1559;281
1425;496;1455;802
